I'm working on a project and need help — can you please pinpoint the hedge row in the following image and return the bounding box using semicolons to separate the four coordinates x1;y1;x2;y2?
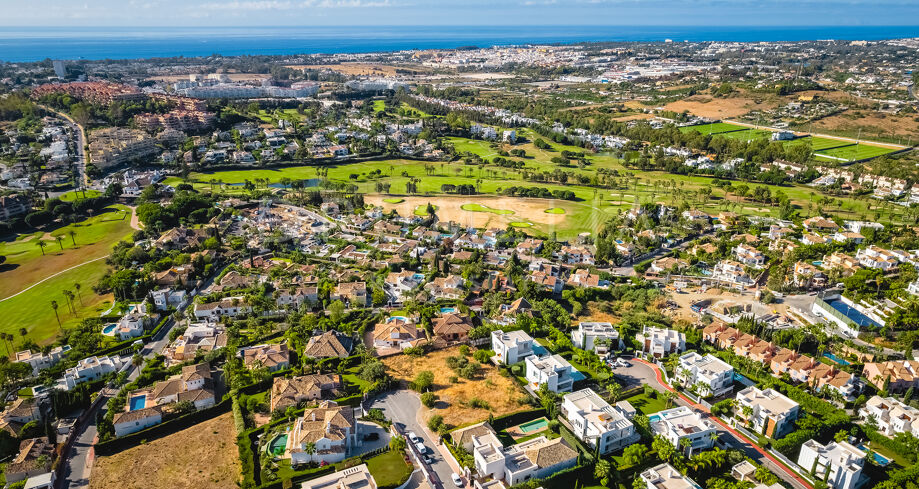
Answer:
94;398;231;456
864;426;917;464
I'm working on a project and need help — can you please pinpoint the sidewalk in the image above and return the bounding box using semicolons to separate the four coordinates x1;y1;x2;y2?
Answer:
633;358;814;489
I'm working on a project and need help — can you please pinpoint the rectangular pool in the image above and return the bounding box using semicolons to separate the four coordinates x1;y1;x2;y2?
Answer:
129;395;147;411
823;352;851;366
518;418;548;433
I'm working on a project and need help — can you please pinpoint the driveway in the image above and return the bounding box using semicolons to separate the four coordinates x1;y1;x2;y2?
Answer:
352;420;391;455
368;390;457;489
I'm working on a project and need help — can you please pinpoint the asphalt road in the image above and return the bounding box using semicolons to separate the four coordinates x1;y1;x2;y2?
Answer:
616;360;811;489
368;390;455;489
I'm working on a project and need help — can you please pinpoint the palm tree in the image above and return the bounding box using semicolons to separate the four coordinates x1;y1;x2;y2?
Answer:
63;290;76;314
54;235;64;250
51;300;62;331
74;283;83;306
68;230;77;246
18;328;27;344
36;240;47;256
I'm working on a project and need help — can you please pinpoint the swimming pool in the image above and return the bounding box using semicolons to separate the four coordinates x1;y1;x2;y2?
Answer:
857;444;891;466
102;324;116;335
129;395;146;411
440;307;456;314
518;418;549;433
823;352;851;366
648;414;662;423
268;433;288;456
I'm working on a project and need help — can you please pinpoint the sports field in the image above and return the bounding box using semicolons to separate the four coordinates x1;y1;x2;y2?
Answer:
679;122;748;135
815;143;900;162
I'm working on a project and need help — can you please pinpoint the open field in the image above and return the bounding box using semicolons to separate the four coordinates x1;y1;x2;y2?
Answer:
381;346;527;427
90;412;240;489
812;111;919;140
59;189;102;201
678;122;748;135
0;205;133;299
663;95;777;119
366;195;578;236
815;143;903;162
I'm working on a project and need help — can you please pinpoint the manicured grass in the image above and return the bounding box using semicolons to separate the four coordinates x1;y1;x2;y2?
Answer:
365;449;413;488
679;122;748;135
382;197;404;204
509;222;533;228
815;143;898;162
461;203;514;215
715;129;773;141
414;204;438;216
626;392;669;415
0;205;133;299
807;136;851;151
59;189;102;202
372;100;386;113
343;367;373;392
544;207;566;214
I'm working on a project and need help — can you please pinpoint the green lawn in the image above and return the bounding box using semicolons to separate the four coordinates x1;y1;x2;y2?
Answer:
544;207;566;214
382;198;404;204
58;189;102;202
365;449;413;488
509;222;533;228
679;122;748;135
626;392;669;415
461;203;514;215
814;143;898;162
372;100;386;113
414;204;438;216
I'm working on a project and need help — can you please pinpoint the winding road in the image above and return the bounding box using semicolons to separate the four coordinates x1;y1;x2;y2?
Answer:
628;358;814;489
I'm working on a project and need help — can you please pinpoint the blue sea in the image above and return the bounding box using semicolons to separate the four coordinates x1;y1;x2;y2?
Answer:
1;26;918;62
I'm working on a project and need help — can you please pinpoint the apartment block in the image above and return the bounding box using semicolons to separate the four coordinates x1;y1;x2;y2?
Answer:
796;440;864;489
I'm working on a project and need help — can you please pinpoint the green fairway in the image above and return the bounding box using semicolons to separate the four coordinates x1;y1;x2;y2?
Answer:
509;221;533;228
679;122;748;135
382;197;405;204
0;205;134;299
716;129;774;141
544;207;566;214
461;203;514;215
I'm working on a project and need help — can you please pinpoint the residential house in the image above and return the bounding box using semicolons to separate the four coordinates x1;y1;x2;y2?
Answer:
822;252;861;276
863;361;919;393
193;296;251;320
712;260;754;287
650;406;717;456
332;282;368;307
0;398;41;437
472;435;578;487
57;355;125;391
567;269;605;289
639;464;701;489
529;271;563;294
856;245;907;271
636;326;685;359
802;217;839;233
859;396;919;438
304;331;352;359
270;374;343;412
300;464;377;489
491;330;534;365
562;388;638;455
241;343;290;371
15;345;71;376
571;322;623;355
4;438;54;484
796;440;864;489
734;244;765;268
675;352;734;397
734;386;800;439
525;355;578;393
791;262;827;290
372;317;425;350
425;274;465;300
432;313;473;342
287;401;358;465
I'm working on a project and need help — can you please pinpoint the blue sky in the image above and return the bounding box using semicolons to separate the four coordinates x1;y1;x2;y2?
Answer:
5;0;919;26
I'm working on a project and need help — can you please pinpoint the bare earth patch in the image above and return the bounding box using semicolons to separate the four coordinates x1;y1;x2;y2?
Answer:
382;346;528;428
90;412;239;489
367;195;570;230
664;95;777;119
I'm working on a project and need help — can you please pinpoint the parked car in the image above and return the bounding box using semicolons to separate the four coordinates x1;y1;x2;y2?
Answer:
363;432;379;441
415;441;427;454
422;454;434;465
407;431;419;443
451;473;464;487
617;359;630;367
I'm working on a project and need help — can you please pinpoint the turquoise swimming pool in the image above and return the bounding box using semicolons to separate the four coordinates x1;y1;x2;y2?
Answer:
268;433;288;456
518;418;549;433
129;395;146;411
102;324;116;335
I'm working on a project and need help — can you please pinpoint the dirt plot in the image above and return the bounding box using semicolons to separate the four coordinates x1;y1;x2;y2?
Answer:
284;63;424;76
367;195;570;229
812;112;919;139
382;346;528;427
664;95;777;119
90;413;239;489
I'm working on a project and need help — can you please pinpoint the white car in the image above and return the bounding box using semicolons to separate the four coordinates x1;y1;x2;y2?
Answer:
415;441;427;454
451;473;464;487
617;359;630;367
407;431;419;443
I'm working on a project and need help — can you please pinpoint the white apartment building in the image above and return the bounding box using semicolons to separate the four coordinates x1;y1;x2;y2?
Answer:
56;355;125;391
860;396;919;438
650;407;717;456
525;355;578;393
676;352;734;398
796;440;865;489
15;345;71;376
734;386;800;439
562;388;638;455
491;330;534;365
636;326;685;359
639;463;702;489
571;322;623;355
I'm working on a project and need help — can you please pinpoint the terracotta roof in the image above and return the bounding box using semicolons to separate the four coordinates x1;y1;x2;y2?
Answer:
304;331;352;358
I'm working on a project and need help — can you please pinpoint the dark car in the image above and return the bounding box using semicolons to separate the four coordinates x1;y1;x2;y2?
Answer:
363;432;380;441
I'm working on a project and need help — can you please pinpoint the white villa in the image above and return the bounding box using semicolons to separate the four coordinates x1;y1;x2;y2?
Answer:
639;463;701;489
650;406;717;456
301;464;377;489
473;435;578;487
525;355;578;393
287;401;358;465
15;345;71;376
796;440;865;489
734;386;800;439
859;395;919;438
56;355;125;391
562;388;638;455
675;352;734;398
636;326;685;359
491;330;534;365
571;322;623;355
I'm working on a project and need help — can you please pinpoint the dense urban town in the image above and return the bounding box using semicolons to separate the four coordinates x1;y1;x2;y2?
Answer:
0;35;918;489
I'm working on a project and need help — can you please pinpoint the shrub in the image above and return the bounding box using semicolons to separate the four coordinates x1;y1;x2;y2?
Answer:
412;370;435;392
470;398;490;410
427;415;444;431
459;345;470;356
473;349;492;363
420;392;438;408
